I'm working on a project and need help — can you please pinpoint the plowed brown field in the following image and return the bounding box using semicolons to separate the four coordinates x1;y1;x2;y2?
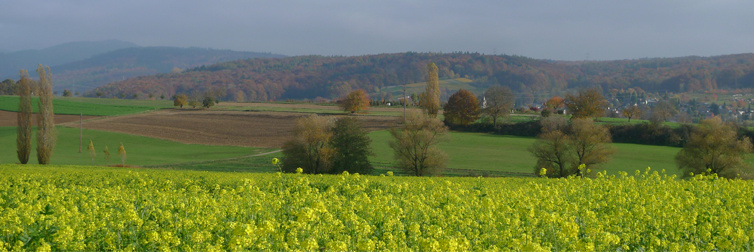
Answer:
0;110;99;127
64;109;399;148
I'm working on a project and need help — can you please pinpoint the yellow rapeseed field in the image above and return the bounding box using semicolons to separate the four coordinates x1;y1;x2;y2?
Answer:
0;165;752;251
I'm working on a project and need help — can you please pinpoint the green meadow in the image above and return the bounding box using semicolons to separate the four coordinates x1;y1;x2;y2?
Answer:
368;130;685;177
0;126;267;166
0;96;172;116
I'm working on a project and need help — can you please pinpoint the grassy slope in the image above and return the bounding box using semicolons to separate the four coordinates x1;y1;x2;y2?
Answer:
0;96;172;116
380;78;479;98
0;126;267;166
369;130;685;177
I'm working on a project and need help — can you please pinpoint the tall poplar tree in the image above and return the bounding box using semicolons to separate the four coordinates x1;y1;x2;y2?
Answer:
36;65;56;164
16;70;33;164
423;63;440;118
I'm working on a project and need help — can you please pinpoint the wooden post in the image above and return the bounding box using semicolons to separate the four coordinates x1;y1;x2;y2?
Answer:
79;113;82;153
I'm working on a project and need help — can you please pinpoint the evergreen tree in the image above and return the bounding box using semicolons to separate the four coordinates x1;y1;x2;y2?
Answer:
330;117;374;174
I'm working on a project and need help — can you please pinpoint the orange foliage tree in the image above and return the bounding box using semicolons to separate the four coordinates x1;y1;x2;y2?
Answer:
544;95;565;111
443;89;480;125
340;89;370;114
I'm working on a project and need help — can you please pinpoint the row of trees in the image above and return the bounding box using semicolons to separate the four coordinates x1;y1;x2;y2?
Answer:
173;93;216;109
16;65;56;164
281;115;374;174
280;110;450;176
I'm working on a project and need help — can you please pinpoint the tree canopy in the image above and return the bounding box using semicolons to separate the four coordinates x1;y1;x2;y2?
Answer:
340;89;370;114
443;89;480;126
389;110;448;176
565;88;607;119
675;117;752;178
483;85;515;127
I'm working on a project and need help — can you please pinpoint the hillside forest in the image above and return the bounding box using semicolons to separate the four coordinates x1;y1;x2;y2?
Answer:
84;52;754;104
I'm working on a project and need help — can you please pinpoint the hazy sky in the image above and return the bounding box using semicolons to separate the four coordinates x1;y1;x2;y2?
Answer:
2;0;753;60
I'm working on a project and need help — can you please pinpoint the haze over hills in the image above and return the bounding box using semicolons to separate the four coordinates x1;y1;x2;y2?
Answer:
88;52;754;103
0;40;285;93
51;47;285;93
0;40;138;78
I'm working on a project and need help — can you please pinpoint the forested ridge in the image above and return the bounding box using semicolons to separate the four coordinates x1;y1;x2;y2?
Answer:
87;52;754;101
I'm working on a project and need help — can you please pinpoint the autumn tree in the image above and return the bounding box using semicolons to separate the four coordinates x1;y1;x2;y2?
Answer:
675;117;752;178
87;140;96;164
483;85;515;127
529;118;615;178
443;89;480;125
16;70;33;164
340;89;370;114
174;94;188;108
118;143;127;165
544;95;565;112
389;110;448;176
330;117;374;174
36;65;56;165
422;63;440;117
103;146;111;162
621;105;643;122
281;115;335;174
565;88;607;119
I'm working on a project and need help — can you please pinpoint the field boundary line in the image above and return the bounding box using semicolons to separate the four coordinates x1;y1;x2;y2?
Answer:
146;149;282;168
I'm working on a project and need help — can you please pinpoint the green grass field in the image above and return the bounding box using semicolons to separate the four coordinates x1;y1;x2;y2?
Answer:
0;126;268;166
368;130;685;177
0;96;172;116
379;78;480;98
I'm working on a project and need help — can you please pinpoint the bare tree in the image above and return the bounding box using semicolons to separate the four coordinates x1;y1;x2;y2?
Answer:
530;130;573;178
483;85;515;128
389;110;448;176
36;65;56;164
569;118;616;176
651;99;678;123
16;70;33;164
529;118;615;177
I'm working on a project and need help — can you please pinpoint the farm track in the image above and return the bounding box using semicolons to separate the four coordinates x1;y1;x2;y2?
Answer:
62;109;399;148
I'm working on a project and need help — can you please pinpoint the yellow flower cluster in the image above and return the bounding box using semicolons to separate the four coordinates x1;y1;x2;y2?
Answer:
0;165;753;251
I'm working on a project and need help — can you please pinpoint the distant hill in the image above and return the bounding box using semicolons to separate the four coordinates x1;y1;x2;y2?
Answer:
88;52;754;103
51;47;285;92
0;40;138;79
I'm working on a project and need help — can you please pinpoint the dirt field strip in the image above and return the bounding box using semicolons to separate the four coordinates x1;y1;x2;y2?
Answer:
71;109;399;148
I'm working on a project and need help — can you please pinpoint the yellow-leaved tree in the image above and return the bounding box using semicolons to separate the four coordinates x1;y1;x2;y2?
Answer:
340;89;370;114
422;63;440;118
